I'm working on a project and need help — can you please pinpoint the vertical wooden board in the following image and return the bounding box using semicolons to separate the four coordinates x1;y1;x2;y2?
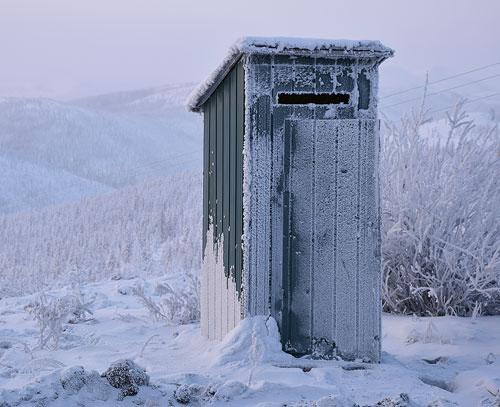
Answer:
201;263;208;336
216;89;224;243
229;69;237;283
272;105;292;330
221;73;230;335
312;120;336;342
293;106;315;121
208;247;215;340
270;129;284;324
254;64;272;96
335;120;359;360
358;120;380;361
209;98;217;240
374;119;382;357
215;90;224;339
316;65;335;93
246;91;258;314
272;65;294;98
336;67;355;93
218;249;225;340
203;110;210;251
208;97;217;341
235;62;244;294
223;77;231;277
281;120;293;348
201;105;210;338
288;120;314;354
357;70;371;111
255;94;272;315
294;65;316;92
234;288;240;328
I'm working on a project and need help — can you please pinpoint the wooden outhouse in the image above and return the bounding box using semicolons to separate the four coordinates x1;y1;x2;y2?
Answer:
187;37;393;362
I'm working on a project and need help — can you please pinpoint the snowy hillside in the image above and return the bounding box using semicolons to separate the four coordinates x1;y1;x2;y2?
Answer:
0;83;202;215
0;155;111;214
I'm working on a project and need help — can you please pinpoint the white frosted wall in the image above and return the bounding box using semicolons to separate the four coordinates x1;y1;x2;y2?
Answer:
201;229;242;340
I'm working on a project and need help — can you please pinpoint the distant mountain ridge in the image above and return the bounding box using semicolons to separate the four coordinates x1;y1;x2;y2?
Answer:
72;82;197;114
0;83;202;215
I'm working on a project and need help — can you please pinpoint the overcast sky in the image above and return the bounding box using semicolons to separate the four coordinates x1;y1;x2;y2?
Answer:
1;0;499;99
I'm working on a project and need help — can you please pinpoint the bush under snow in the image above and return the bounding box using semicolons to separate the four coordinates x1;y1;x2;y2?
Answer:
24;291;94;350
381;101;499;316
133;272;200;324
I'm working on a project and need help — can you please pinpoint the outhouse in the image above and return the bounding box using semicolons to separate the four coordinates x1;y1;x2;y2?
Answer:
187;37;393;362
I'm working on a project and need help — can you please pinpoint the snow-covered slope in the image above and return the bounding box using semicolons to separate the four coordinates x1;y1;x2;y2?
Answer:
0;83;202;215
0;155;111;214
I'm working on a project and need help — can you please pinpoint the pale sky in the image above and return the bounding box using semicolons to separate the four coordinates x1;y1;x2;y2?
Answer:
1;0;499;99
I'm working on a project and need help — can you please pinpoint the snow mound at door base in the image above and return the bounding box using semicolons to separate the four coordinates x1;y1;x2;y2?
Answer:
211;316;294;368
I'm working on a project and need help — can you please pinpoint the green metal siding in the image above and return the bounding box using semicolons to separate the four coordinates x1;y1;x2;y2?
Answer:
202;61;245;292
202;111;210;251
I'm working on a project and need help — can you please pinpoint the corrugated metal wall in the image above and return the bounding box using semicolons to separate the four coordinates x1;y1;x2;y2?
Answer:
201;61;245;340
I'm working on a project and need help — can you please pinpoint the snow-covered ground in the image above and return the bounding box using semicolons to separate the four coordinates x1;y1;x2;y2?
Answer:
1;275;499;406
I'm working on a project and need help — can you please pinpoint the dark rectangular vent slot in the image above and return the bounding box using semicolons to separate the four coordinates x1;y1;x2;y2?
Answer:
278;93;350;105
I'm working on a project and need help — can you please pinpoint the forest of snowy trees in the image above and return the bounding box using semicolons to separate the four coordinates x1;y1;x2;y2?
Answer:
0;173;201;296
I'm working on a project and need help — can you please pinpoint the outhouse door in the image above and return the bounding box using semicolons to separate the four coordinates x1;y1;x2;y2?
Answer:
282;119;381;362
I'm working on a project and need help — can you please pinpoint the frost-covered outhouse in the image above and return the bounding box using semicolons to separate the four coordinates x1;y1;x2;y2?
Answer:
187;37;393;362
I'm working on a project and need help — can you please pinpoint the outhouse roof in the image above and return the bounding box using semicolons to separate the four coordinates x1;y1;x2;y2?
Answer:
187;36;394;112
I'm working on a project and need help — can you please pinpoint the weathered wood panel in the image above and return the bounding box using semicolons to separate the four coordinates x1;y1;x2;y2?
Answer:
334;119;360;360
312;120;336;345
287;120;314;354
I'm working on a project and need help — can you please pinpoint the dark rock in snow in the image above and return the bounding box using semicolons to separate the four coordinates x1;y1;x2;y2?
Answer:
342;363;369;371
174;384;192;404
422;356;448;365
61;366;86;394
102;359;149;397
61;365;111;400
372;393;411;406
311;337;336;360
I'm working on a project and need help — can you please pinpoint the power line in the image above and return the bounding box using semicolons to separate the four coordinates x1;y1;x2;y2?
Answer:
382;73;500;109
428;92;500;114
381;61;500;100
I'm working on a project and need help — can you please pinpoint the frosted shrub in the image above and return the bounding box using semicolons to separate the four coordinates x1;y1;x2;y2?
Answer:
134;273;200;324
381;101;500;316
25;293;94;349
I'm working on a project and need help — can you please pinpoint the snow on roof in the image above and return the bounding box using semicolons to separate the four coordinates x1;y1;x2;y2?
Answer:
187;36;394;112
